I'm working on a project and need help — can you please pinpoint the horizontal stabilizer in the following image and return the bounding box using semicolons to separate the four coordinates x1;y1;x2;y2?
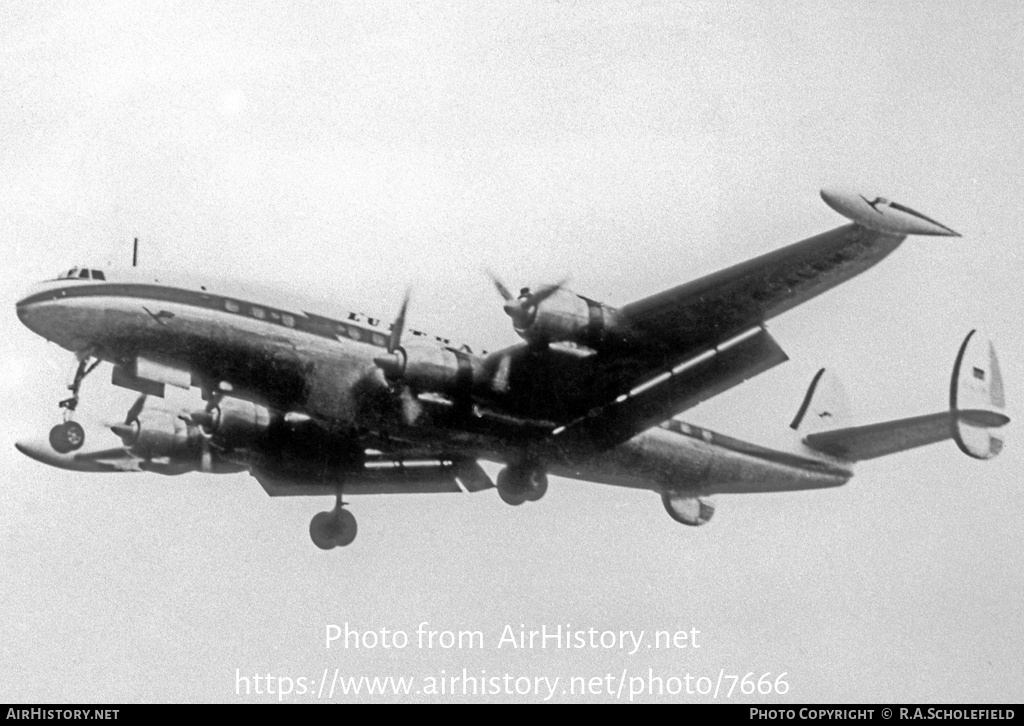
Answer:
804;409;1008;461
801;330;1009;462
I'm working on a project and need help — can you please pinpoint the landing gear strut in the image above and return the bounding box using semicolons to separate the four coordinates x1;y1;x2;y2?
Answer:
309;493;358;550
49;355;101;453
496;462;548;506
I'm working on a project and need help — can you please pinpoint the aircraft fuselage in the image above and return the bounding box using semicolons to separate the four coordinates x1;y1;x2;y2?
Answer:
15;269;852;498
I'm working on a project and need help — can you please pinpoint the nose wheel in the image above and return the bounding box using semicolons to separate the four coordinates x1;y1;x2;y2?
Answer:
309;494;358;550
51;355;101;453
49;421;86;454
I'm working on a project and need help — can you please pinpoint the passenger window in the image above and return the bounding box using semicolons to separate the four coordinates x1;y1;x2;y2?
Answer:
251;307;266;320
282;314;295;328
225;300;240;313
348;327;362;341
372;333;385;347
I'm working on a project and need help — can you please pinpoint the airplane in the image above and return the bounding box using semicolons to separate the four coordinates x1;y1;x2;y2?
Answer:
13;188;1009;550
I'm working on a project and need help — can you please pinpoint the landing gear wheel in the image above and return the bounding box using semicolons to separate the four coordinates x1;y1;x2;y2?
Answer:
49;421;85;453
496;466;547;506
333;508;357;547
309;506;358;550
496;470;527;506
523;471;548;502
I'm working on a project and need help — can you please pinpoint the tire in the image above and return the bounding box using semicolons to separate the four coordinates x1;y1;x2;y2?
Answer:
49;423;78;454
334;508;358;547
310;511;340;550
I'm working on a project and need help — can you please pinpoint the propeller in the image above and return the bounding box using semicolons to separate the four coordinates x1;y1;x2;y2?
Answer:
374;289;411;380
125;393;147;425
486;270;567;331
197;427;213;473
109;394;147;444
187;404;217;474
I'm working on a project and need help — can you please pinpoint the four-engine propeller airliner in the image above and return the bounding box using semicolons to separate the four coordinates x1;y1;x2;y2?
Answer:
14;189;1009;549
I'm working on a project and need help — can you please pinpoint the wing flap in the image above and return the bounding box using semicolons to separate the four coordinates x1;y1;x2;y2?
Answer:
544;326;788;460
252;454;491;496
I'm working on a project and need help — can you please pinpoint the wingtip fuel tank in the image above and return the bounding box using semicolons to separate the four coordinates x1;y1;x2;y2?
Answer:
820;187;961;237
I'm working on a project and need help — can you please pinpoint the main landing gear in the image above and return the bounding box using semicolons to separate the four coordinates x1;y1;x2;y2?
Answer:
49;354;101;454
309;493;358;550
496;462;548;506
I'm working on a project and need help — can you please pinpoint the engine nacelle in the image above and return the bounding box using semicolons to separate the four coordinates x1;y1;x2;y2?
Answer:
375;342;485;394
203;396;273;450
114;395;274;461
115;409;200;459
517;289;626;347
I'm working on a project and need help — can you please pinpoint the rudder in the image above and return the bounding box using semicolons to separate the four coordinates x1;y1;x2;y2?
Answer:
951;330;1007;459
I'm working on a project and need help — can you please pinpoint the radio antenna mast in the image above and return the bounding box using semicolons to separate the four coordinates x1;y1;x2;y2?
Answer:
132;237;138;267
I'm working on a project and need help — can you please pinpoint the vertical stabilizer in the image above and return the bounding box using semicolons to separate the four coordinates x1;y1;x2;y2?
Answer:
799;330;1009;462
790;368;849;435
951;330;1006;459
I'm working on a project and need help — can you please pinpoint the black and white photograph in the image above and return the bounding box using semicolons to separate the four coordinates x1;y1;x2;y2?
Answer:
2;1;1020;705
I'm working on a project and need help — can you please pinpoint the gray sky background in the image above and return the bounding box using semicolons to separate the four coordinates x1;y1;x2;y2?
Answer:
1;1;1021;703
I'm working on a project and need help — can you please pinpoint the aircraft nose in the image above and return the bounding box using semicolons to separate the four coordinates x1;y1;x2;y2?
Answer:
15;285;44;327
14;282;65;341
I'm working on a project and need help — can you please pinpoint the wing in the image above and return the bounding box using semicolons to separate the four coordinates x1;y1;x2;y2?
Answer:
620;223;902;360
503;191;960;458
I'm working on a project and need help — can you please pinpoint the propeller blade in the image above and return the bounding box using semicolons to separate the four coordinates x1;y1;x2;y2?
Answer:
486;269;514;301
527;277;568;306
400;386;422;426
375;290;412;380
124;394;147;425
200;437;212;473
388;289;411;354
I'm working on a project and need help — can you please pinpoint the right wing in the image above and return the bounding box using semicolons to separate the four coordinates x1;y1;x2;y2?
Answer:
620;185;959;362
505;190;960;460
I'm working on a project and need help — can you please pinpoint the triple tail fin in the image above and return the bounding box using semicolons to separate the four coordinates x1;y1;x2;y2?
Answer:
793;330;1009;462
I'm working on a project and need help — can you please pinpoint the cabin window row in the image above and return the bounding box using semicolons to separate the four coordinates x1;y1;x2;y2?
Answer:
219;297;485;354
223;299;296;329
221;299;389;347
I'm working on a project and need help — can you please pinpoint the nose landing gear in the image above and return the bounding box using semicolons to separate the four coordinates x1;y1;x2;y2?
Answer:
49;355;101;454
309;493;358;550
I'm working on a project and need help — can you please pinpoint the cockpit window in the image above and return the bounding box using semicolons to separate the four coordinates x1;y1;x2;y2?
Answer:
58;267;106;280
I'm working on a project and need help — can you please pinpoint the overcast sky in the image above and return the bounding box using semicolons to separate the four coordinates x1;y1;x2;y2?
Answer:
1;1;1021;703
